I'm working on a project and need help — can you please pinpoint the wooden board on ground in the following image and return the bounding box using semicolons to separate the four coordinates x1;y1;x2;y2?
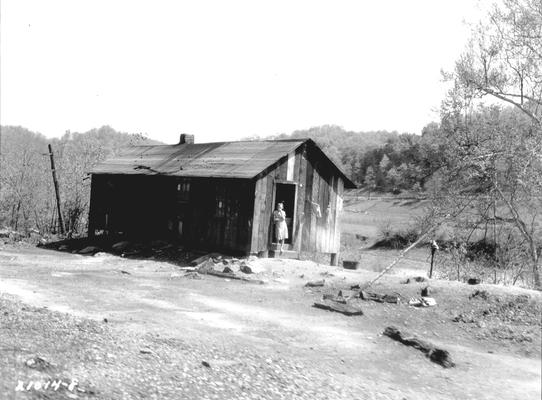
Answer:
190;253;221;267
313;301;363;316
200;269;265;285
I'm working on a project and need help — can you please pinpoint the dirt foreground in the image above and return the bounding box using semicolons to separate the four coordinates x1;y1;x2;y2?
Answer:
0;244;540;400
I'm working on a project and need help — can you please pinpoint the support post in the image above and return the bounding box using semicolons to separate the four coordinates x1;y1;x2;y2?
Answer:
429;240;438;279
48;144;64;235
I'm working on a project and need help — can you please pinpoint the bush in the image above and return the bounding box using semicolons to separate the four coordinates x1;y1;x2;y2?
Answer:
372;222;420;249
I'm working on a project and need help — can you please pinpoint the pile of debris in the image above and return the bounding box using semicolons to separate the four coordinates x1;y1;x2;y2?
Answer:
313;279;440;316
43;238;196;264
189;254;265;284
1;227;57;246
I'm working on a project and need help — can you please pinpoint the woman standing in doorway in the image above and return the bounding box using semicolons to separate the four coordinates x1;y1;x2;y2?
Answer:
273;202;288;254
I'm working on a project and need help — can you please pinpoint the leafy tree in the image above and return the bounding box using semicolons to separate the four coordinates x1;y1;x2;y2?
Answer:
386;166;402;192
449;0;541;124
0;125;156;236
364;166;376;199
379;154;391;171
437;0;542;288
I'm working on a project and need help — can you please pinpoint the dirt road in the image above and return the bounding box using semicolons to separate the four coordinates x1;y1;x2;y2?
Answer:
0;245;540;399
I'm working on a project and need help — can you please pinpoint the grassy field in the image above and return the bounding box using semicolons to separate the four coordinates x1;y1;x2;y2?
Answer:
338;191;540;288
340;194;427;239
339;193;431;274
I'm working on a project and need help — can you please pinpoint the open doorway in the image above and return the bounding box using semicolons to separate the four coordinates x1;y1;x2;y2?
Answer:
273;183;296;245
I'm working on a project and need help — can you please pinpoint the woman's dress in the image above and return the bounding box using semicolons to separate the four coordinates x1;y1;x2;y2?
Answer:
273;210;288;241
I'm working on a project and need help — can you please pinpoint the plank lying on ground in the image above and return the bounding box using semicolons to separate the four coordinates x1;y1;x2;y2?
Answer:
313;301;363;316
305;280;325;287
322;293;347;304
360;291;400;304
383;326;455;368
200;269;265;284
190;253;221;267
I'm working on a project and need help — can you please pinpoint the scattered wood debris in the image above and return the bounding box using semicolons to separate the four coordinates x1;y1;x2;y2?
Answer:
190;254;264;284
313;301;363;316
408;297;437;307
183;272;202;280
338;289;359;300
121;250;142;257
112;241;131;252
360;291;400;304
305;280;325;287
322;293;347;304
421;286;432;297
78;246;101;255
239;263;252;274
403;276;427;284
201;269;264;284
190;253;221;267
383;326;455;368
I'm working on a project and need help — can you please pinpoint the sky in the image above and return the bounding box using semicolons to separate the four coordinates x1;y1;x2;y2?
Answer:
0;0;486;144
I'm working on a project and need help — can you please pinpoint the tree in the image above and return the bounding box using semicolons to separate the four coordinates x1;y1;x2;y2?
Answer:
0;125;155;236
450;0;541;124
435;105;541;287
364;166;376;199
386;166;402;192
436;0;542;288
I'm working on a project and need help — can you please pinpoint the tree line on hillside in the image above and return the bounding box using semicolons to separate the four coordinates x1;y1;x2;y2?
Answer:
256;125;445;193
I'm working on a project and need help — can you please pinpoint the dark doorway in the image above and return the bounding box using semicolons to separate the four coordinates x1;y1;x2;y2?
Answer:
274;183;296;245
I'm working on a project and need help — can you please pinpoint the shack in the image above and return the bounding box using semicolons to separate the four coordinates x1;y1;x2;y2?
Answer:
88;135;355;263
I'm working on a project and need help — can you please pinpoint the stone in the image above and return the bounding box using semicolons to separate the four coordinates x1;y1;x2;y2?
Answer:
112;241;131;252
78;246;101;255
239;264;253;274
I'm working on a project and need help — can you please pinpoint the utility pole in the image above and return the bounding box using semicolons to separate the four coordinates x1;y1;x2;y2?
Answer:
48;144;64;235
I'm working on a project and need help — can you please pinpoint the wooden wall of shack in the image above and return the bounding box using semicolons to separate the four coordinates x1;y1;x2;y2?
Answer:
250;142;344;255
88;175;254;253
88;141;346;257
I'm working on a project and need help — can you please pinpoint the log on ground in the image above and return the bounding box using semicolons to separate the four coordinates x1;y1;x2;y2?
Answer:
383;326;455;368
313;301;363;316
200;269;265;284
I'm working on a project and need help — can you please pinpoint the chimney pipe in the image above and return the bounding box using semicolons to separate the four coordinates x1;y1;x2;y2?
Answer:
179;133;194;144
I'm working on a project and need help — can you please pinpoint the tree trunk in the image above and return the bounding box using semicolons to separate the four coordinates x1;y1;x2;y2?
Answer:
532;250;541;290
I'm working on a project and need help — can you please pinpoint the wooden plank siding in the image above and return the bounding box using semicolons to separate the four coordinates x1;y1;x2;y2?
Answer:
248;143;348;255
90;175;254;254
294;148;307;252
90;139;354;258
310;166;321;252
303;156;314;252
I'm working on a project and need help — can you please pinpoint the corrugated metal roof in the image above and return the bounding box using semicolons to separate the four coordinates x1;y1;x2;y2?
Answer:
90;139;356;188
90;140;305;179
